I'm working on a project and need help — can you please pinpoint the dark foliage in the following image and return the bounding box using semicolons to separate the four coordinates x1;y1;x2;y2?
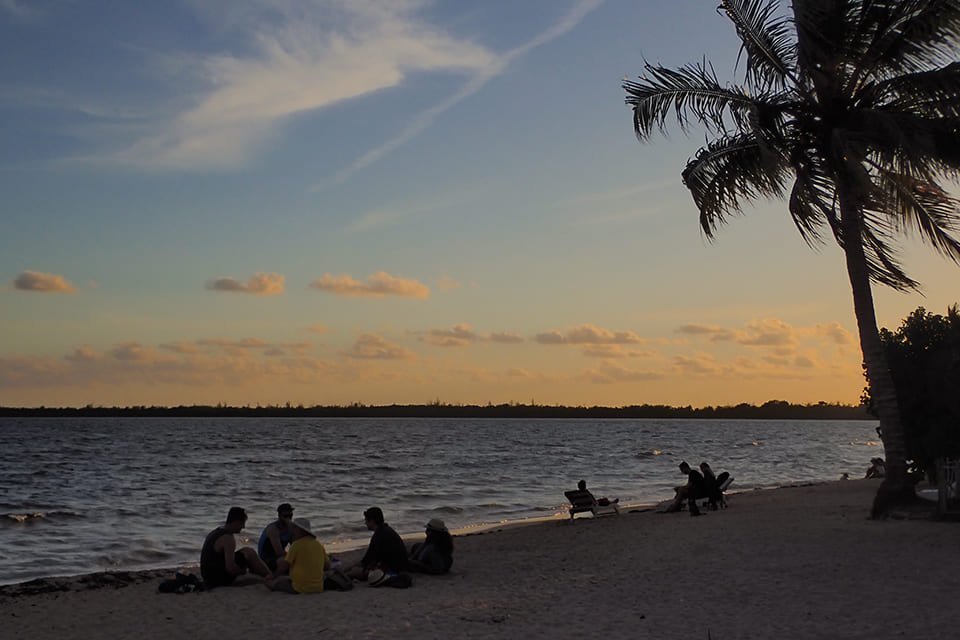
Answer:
863;305;960;477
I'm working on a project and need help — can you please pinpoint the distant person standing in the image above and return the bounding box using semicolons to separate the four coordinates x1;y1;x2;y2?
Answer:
258;503;295;571
346;507;408;580
200;507;272;588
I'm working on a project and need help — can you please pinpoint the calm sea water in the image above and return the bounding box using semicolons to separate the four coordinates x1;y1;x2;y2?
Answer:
0;417;879;585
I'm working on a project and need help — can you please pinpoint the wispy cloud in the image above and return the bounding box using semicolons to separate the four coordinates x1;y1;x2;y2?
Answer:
310;271;430;299
435;275;461;292
306;324;330;335
342;333;414;360
489;331;524;344
112;1;496;170
676;318;854;349
206;272;285;295
0;0;43;21
536;323;643;345
12;270;76;293
324;0;604;185
419;323;480;347
582;361;664;384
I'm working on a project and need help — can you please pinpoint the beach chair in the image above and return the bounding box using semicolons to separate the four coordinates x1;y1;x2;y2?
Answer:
700;474;734;510
564;489;620;520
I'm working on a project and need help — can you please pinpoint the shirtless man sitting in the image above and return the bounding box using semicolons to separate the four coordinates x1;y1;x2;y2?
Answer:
200;507;272;588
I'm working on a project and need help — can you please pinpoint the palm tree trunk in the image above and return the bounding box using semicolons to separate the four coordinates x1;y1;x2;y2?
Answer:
837;188;913;517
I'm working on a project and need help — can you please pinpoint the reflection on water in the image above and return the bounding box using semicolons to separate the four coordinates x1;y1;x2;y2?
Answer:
0;417;878;585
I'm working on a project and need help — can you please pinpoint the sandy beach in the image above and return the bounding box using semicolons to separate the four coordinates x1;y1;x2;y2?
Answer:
2;480;956;640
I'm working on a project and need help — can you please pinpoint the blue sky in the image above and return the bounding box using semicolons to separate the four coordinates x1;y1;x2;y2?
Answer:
1;0;956;407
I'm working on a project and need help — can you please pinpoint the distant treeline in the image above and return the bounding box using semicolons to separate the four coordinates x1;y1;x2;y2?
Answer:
0;400;872;420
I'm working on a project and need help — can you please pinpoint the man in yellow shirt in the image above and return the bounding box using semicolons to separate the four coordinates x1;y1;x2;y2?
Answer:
266;517;329;594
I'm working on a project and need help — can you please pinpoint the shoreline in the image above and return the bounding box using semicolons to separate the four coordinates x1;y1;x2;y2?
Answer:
0;481;823;594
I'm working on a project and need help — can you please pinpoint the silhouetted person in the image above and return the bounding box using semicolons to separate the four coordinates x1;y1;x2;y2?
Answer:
699;462;729;510
865;457;886;479
577;479;619;507
200;507;272;588
258;502;295;572
408;518;454;575
665;461;706;516
346;507;408;580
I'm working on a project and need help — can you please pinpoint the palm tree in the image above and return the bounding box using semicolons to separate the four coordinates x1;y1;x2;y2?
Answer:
624;0;960;516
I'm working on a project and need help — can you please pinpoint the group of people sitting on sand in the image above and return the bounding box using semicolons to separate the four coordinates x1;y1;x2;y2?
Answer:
663;461;731;516
199;503;454;594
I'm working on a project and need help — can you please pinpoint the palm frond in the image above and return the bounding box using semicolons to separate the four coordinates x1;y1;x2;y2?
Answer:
869;63;960;119
787;163;836;247
846;109;960;179
719;0;796;90
872;168;960;262
857;214;920;290
856;0;960;79
681;132;789;237
623;62;757;140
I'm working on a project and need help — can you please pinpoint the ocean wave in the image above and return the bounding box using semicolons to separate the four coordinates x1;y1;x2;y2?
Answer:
635;449;667;459
1;510;84;526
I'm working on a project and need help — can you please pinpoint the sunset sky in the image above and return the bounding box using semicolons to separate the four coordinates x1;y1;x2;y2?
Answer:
2;0;957;408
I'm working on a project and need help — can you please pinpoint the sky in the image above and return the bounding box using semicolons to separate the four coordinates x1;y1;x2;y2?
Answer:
1;0;957;408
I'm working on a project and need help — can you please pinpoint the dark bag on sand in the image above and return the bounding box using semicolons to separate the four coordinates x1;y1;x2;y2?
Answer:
323;570;354;592
158;572;204;594
383;572;412;589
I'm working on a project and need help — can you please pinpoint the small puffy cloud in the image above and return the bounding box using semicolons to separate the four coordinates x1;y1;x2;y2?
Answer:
159;342;201;354
736;318;797;347
489;331;524;344
675;323;734;342
12;270;76;293
809;321;855;345
673;353;726;376
342;333;414;360
794;354;817;368
535;323;643;345
306;324;329;335
421;323;479;347
206;272;284;296
110;342;158;362
65;345;101;362
580;345;652;359
310;271;430;299
436;276;461;292
582;361;664;384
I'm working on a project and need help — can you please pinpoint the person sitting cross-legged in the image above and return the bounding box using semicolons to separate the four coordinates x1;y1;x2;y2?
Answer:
266;517;330;594
346;507;408;581
200;507;273;588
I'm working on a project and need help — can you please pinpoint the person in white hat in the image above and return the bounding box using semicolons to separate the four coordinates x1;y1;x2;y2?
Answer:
266;517;330;594
408;518;454;574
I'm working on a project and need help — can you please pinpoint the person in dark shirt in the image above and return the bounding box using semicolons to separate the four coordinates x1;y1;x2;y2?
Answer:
347;506;408;581
664;461;706;516
200;507;272;588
